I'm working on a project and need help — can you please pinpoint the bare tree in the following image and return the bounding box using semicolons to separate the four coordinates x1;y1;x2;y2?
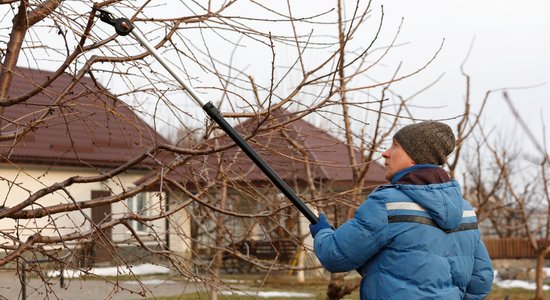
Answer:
0;1;455;299
459;92;550;300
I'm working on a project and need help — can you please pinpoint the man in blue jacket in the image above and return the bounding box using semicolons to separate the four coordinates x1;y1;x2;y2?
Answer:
310;121;494;300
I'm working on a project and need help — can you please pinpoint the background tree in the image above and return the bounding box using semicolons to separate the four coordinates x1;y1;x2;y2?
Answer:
0;1;480;299
459;92;550;300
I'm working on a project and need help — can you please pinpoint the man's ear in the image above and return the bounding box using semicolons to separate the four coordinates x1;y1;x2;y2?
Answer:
405;151;415;165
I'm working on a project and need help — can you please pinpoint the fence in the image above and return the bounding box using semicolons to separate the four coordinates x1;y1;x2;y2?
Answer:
484;238;550;259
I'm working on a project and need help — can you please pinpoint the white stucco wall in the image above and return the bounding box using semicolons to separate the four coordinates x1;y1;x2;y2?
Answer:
167;197;193;265
0;163;167;248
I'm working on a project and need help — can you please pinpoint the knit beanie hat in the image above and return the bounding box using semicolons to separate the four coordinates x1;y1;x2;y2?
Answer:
393;121;455;165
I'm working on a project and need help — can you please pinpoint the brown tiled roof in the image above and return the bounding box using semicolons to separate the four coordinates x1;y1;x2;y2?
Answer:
0;67;170;169
167;109;386;188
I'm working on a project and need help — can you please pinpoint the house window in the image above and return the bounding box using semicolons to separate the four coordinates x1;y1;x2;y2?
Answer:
128;192;147;232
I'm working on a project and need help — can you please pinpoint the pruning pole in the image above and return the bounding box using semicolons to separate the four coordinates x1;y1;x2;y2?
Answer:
95;9;319;224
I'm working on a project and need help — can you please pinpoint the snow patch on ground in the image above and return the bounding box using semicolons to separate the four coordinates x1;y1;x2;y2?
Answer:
492;268;550;290
47;263;170;278
494;279;549;291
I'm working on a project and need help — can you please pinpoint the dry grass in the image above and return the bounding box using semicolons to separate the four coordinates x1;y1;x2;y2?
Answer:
147;273;548;300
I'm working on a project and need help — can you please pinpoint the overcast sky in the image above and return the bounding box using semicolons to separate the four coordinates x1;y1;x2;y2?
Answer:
184;0;550;154
376;0;550;154
3;0;549;155
252;0;550;155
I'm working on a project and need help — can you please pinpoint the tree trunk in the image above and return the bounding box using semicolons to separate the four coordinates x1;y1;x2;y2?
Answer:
209;181;228;300
534;252;546;300
326;272;360;300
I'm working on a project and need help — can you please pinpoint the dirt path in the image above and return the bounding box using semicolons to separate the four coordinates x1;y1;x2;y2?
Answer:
0;270;205;300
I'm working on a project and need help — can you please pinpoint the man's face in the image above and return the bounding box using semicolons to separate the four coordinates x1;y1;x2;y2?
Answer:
382;139;415;181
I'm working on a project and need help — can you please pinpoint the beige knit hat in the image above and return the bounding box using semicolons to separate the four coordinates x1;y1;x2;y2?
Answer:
393;121;455;165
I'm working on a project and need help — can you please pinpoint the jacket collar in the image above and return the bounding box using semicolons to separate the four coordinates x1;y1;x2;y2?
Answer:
390;164;440;184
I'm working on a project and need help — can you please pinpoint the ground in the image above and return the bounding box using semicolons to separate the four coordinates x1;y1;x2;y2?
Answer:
2;264;549;299
0;269;203;300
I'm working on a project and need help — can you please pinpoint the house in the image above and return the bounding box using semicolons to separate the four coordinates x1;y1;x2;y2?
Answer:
0;67;183;264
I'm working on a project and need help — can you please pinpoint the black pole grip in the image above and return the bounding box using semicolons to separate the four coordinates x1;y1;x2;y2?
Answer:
203;102;319;224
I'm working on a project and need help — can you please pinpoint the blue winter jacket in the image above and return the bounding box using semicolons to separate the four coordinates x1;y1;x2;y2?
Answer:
313;167;494;299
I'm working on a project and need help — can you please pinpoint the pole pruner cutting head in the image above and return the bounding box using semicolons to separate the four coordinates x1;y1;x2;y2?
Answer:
96;8;134;36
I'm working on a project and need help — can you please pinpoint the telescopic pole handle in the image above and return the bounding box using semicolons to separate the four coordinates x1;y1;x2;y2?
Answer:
98;11;319;224
129;29;206;108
